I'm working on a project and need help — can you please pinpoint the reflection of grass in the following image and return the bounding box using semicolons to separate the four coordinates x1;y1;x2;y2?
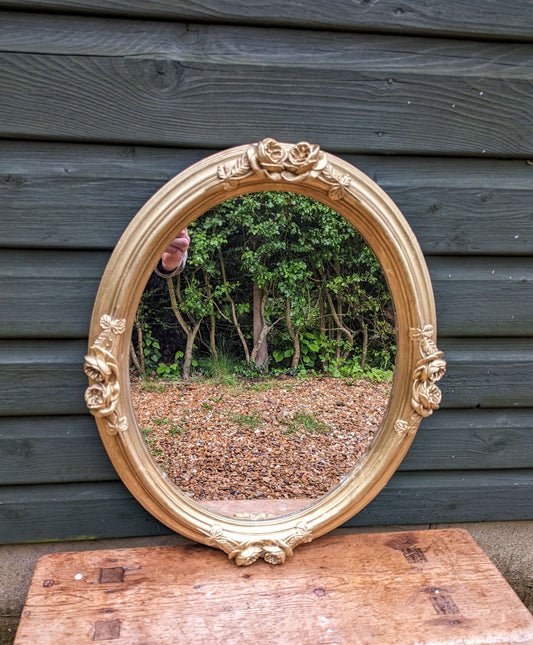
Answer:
230;410;262;428
141;426;156;445
232;378;298;395
142;420;185;439
283;412;328;435
139;380;166;393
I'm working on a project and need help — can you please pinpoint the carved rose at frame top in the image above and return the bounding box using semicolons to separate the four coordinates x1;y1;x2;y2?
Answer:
218;138;352;200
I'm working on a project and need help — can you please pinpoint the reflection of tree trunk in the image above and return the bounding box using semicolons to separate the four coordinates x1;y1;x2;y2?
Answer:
182;322;201;379
319;289;326;337
218;248;250;365
209;312;217;362
361;321;368;371
250;285;278;366
320;269;354;348
130;342;144;379
204;274;218;363
318;288;328;370
285;297;301;369
131;313;146;379
253;281;268;366
165;276;201;379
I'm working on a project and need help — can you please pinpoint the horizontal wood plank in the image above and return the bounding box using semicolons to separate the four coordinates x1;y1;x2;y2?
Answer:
347;469;533;527
0;481;168;543
0;250;107;338
0;18;532;154
400;409;533;471
438;338;533;409
1;2;532;40
0;339;532;416
0;471;531;543
0;416;115;485
1;251;532;338
428;257;533;337
1;408;531;486
4;11;533;58
0;340;89;416
2;143;532;255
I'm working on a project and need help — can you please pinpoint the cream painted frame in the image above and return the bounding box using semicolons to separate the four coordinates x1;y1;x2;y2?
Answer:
84;139;445;566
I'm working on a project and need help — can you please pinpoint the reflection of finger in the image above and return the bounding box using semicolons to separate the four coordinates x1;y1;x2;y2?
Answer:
168;239;189;252
168;230;190;252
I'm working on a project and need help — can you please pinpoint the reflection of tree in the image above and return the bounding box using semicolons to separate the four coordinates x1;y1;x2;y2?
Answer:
165;273;203;380
131;192;395;380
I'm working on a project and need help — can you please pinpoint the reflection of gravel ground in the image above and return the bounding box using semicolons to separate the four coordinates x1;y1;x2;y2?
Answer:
131;377;390;501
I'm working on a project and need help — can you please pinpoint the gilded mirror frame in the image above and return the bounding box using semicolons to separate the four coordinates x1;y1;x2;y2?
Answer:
85;139;445;566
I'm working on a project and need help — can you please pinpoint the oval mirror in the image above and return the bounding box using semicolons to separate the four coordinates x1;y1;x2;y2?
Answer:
85;139;445;566
129;192;395;518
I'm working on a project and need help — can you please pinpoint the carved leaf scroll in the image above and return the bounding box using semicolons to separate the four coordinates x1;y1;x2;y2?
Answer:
206;522;313;566
84;315;128;435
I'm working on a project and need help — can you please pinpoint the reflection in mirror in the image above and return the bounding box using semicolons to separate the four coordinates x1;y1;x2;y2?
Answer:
130;192;395;516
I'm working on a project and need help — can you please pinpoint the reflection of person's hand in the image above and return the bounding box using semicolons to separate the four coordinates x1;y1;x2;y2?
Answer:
161;229;190;272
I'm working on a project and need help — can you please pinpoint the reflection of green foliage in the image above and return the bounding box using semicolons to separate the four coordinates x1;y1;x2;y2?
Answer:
156;351;184;380
132;191;395;381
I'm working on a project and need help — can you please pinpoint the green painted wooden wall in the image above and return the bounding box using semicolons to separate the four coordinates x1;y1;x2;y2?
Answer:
0;2;532;543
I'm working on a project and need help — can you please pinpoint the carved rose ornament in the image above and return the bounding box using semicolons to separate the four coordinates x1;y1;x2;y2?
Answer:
206;522;313;566
218;137;352;200
395;324;446;436
84;314;127;435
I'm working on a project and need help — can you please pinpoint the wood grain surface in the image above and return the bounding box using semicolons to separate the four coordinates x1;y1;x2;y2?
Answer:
2;143;532;254
13;530;533;644
2;0;533;40
0;15;532;154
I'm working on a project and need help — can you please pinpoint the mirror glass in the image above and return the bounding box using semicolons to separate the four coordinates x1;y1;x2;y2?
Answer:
129;192;396;517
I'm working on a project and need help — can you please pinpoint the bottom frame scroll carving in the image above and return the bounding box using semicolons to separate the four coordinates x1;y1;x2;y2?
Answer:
206;523;313;566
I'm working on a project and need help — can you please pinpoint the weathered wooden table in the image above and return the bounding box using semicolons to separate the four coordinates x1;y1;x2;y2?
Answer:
14;529;533;644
